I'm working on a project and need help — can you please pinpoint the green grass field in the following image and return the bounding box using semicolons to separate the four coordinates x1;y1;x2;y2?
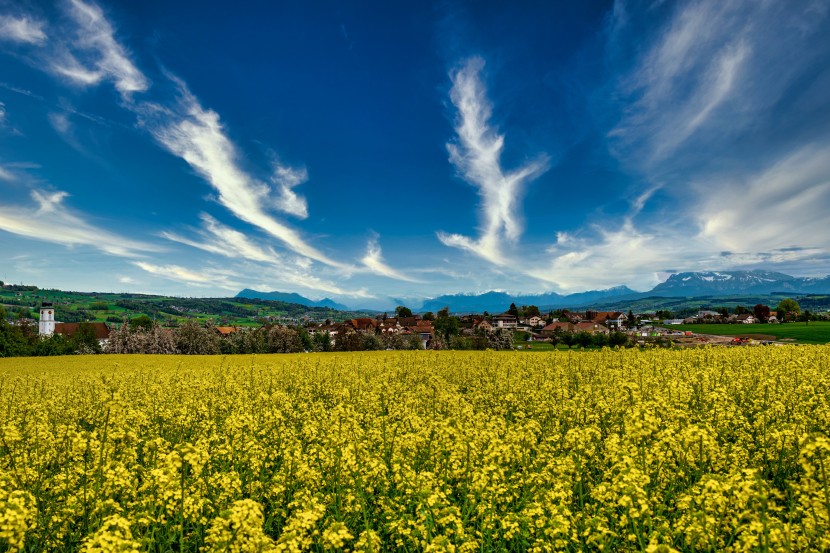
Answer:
672;321;830;344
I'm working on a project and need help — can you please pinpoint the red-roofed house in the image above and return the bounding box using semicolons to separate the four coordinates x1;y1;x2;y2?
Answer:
540;322;576;336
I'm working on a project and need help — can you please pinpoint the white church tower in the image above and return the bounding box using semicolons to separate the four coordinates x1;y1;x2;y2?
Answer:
39;302;55;336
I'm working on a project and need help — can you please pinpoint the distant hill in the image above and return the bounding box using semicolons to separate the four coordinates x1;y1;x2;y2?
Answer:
418;286;639;313
236;289;351;311
650;271;830;297
233;270;830;314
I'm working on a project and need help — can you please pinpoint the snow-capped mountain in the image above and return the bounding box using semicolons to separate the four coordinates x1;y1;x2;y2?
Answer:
650;271;830;296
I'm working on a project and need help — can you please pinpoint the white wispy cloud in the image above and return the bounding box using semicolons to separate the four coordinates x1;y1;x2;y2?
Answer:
140;79;348;269
438;57;549;265
699;142;830;255
51;0;148;97
0;165;14;182
0;189;159;256
133;261;240;290
160;213;281;264
160;214;377;297
0;14;47;45
361;236;420;282
609;2;752;165
271;165;309;219
48;111;71;135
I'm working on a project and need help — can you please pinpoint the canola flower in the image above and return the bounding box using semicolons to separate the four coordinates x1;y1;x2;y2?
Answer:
0;347;829;551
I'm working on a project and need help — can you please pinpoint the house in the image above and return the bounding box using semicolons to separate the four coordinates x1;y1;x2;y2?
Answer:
559;311;582;323
346;318;377;333
408;321;434;347
575;322;610;334
377;318;401;334
663;319;685;325
736;314;756;324
475;319;493;332
214;326;238;336
540;322;576;336
397;316;421;328
307;324;340;337
53;322;111;345
523;315;545;327
491;314;518;329
590;311;627;328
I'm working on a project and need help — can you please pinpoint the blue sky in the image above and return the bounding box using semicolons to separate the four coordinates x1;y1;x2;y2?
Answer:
1;0;829;309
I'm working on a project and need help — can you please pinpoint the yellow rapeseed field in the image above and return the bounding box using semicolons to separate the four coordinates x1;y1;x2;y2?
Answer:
1;347;828;552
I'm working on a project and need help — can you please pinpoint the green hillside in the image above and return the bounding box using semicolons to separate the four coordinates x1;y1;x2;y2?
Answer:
0;285;374;326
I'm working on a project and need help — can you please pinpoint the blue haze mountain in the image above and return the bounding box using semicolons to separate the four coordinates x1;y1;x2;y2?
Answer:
236;289;350;311
649;271;830;297
238;271;830;312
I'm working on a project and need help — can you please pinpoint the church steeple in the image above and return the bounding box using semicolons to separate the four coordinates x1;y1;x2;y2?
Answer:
39;302;55;336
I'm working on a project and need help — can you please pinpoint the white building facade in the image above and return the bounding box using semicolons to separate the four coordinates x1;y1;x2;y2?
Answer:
39;302;55;336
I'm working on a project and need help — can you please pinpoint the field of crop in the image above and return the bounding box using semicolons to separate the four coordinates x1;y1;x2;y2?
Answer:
1;349;829;551
672;321;830;344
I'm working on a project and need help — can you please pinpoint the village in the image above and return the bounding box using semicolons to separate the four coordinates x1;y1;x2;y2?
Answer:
12;297;812;354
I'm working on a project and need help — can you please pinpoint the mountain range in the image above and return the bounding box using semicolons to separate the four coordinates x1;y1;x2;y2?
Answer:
236;289;350;311
237;271;830;313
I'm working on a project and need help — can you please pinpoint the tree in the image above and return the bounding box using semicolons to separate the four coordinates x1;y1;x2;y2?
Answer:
362;332;384;350
312;331;332;352
626;310;636;329
655;310;673;320
734;305;750;315
434;314;460;341
753;304;771;323
176;320;219;355
575;331;594;349
592;332;609;347
422;312;435;321
0;306;33;357
800;310;812;325
69;323;102;354
130;315;154;332
395;306;413;318
335;329;364;351
522;305;541;318
609;331;629;347
776;299;801;320
406;333;424;350
267;326;303;353
485;328;513;350
507;303;519;317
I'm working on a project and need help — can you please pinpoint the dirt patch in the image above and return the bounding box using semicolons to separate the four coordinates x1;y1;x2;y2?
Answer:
734;334;777;341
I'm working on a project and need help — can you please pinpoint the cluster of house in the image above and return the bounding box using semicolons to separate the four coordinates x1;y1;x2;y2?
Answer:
663;309;779;325
29;303;635;348
296;310;633;345
538;310;628;336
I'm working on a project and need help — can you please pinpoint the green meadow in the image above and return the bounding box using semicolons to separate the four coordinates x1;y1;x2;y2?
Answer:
672;321;830;344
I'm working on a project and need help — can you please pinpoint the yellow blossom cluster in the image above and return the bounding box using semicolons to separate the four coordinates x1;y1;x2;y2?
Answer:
0;346;829;551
